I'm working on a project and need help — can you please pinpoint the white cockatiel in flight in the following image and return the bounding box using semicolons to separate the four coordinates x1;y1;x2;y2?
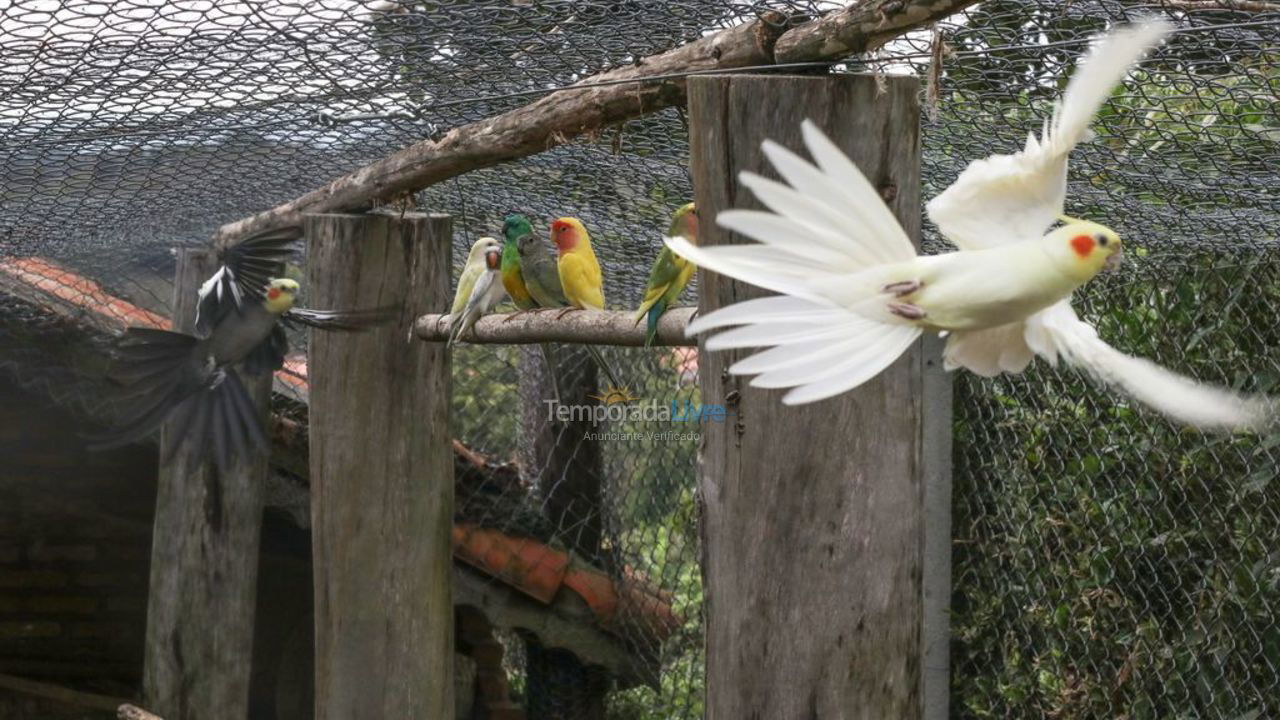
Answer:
666;19;1274;431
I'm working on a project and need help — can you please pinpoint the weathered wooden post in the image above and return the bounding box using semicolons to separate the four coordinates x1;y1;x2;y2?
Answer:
144;248;272;719
304;212;454;719
689;73;948;719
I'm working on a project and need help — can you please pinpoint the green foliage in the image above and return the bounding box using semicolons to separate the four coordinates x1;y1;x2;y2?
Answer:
608;485;706;720
451;343;521;458
951;254;1280;719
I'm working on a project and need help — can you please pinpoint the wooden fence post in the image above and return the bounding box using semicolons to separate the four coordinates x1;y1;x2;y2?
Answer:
922;334;953;720
144;248;271;719
689;73;943;719
304;212;454;719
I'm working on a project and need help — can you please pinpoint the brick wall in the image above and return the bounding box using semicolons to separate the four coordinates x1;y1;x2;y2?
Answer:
0;379;156;703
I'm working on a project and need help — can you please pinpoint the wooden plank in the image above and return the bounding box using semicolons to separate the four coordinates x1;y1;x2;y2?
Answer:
921;334;953;720
144;248;271;720
305;212;453;719
689;73;928;719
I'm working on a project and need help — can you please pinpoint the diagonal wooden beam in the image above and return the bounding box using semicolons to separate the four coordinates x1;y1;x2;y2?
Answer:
213;0;977;248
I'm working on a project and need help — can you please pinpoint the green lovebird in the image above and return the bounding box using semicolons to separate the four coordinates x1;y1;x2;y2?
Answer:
633;202;697;346
517;229;623;390
500;214;537;311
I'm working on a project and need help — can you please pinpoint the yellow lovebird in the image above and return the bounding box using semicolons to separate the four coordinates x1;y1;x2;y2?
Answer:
551;217;605;311
634;202;698;346
668;20;1275;431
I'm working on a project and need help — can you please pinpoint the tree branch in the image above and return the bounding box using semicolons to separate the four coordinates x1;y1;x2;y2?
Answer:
414;308;697;347
1162;0;1280;11
775;0;978;63
213;0;978;248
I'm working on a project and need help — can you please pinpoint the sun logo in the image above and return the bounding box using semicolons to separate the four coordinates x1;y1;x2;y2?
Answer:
591;385;639;406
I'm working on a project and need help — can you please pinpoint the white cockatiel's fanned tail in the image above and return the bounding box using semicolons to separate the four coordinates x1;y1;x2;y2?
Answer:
1029;302;1274;431
667;120;922;405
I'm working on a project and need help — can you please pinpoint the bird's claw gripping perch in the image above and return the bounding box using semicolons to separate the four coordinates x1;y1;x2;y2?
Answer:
883;280;923;297
888;302;927;320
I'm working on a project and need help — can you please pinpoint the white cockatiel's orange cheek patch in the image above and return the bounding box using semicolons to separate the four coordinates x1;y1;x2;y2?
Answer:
1071;234;1095;258
267;287;281;300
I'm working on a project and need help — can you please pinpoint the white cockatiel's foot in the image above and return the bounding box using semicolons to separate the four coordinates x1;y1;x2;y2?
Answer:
888;302;926;320
883;280;923;297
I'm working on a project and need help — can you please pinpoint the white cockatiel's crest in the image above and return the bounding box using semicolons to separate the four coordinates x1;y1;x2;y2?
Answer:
666;19;1276;431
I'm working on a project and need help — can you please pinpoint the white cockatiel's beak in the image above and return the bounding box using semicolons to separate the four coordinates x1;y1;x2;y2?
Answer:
1104;247;1124;271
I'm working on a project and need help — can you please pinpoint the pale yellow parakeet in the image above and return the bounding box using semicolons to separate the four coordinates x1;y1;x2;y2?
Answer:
448;236;505;346
666;19;1274;431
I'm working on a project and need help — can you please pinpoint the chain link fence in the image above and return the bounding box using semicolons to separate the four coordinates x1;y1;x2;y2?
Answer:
2;0;1278;718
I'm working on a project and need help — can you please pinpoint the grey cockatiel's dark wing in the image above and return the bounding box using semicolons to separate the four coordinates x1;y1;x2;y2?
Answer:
195;226;302;337
282;305;399;331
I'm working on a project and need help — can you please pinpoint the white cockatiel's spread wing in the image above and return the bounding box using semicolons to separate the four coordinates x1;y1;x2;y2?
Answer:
927;20;1172;251
666;19;1274;430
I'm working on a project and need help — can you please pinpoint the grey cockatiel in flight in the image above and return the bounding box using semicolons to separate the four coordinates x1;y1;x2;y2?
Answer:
88;227;393;468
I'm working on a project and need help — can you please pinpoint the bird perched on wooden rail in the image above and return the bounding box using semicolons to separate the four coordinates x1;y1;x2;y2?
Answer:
448;236;506;346
500;214;538;318
518;223;623;389
552;217;605;314
86;227;395;469
635;202;698;347
667;19;1275;431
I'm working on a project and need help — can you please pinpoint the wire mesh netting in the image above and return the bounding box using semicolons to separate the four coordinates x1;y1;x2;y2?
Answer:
2;0;1279;718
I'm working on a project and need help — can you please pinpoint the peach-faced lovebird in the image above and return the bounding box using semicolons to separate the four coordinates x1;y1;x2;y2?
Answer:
88;227;393;469
448;236;506;346
518;231;623;389
501;214;537;311
668;20;1273;431
551;217;605;310
634;202;697;346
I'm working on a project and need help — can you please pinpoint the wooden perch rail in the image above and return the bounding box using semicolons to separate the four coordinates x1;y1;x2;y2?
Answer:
415;307;697;347
213;0;977;247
